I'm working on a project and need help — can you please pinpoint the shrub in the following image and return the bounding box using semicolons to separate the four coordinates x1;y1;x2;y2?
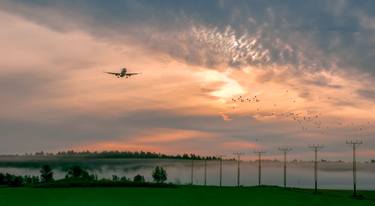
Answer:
152;166;167;183
112;175;119;181
133;174;145;183
65;166;94;180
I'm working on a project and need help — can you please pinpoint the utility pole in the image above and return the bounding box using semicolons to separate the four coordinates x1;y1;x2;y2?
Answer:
278;147;292;188
346;140;363;197
308;144;324;193
218;155;225;187
233;152;244;187
191;159;194;185
204;159;207;186
254;150;266;186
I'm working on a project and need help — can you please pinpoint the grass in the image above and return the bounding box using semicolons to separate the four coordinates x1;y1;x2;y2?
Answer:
0;186;374;206
33;179;176;188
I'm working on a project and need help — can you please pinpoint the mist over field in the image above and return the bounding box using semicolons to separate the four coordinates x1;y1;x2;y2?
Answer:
0;156;374;189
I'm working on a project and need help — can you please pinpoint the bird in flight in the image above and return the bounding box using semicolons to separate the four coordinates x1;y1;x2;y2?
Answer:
105;68;140;78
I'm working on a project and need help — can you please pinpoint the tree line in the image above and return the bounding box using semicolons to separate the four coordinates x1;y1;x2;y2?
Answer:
9;150;220;160
0;164;168;187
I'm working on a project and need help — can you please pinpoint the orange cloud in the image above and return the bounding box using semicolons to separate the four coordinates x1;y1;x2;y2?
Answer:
220;140;259;150
74;142;162;152
73;128;216;154
359;149;375;157
134;128;215;144
220;113;232;121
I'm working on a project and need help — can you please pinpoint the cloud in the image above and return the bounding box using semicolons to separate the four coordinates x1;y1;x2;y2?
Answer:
0;0;375;160
74;128;216;154
134;128;215;144
219;140;259;150
2;0;374;75
220;113;232;121
357;89;375;100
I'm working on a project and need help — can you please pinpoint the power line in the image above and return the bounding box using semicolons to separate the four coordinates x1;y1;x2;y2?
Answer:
254;150;266;186
346;140;363;197
278;147;292;188
308;144;324;193
233;152;244;187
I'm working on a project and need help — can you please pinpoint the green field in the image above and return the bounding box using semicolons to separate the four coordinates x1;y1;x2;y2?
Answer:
0;186;374;206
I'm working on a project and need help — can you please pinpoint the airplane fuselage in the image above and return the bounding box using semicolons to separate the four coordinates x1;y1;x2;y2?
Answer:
119;68;127;77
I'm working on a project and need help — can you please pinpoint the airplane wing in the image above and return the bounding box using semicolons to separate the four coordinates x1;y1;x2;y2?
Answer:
126;73;140;76
105;72;121;76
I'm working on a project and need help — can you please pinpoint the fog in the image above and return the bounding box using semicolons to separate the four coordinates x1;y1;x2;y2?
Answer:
0;158;374;189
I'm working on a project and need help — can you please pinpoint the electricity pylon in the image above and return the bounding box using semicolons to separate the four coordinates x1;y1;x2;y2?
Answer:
190;159;194;185
233;152;244;187
308;144;324;193
254;150;266;186
346;140;363;197
204;159;207;186
218;155;226;187
278;147;292;188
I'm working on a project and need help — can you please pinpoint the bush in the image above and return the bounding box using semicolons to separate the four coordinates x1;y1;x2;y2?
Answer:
112;175;119;181
65;165;95;181
120;176;129;182
8;176;24;187
133;174;145;183
24;175;40;184
0;173;25;187
0;173;5;185
152;166;167;183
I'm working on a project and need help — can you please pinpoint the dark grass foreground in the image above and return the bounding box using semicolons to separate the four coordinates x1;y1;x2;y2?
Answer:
0;186;374;206
33;179;176;188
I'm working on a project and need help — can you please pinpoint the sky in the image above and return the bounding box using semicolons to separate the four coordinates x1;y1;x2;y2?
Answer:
0;0;375;160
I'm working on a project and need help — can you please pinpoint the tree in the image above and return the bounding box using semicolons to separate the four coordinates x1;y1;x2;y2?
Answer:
0;173;5;185
133;174;145;183
40;165;54;183
24;175;40;184
4;173;24;187
66;165;93;180
112;175;119;181
152;166;167;183
120;176;129;182
8;176;24;187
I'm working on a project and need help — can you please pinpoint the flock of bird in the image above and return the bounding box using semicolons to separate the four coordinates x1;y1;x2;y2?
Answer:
227;91;373;135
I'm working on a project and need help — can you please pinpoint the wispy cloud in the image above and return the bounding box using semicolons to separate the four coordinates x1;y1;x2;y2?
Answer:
0;1;375;160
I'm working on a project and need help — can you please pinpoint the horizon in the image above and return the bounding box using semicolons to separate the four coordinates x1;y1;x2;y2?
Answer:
0;149;371;163
1;0;375;161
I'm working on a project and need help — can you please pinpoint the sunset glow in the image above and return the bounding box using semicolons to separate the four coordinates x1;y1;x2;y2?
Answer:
1;0;375;161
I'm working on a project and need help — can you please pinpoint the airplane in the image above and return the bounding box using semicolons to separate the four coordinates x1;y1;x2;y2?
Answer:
105;68;140;78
